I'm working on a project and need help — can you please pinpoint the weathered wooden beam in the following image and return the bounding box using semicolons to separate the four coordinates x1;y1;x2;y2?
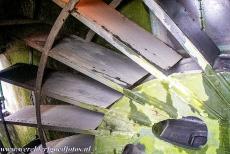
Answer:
85;0;123;42
4;105;104;134
53;0;182;71
51;0;224;119
143;0;230;107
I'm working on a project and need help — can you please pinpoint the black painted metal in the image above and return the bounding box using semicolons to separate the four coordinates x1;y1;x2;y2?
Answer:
0;63;38;90
179;0;230;51
158;0;220;66
122;144;145;154
152;116;208;148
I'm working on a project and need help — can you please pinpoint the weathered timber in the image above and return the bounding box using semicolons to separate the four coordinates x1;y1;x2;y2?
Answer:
25;34;149;92
3;105;103;133
50;0;224;119
0;64;121;112
85;0;123;42
49;35;148;89
178;0;230;52
53;0;182;71
42;71;122;108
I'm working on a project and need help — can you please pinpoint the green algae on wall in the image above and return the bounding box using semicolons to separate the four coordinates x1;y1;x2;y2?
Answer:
95;72;230;154
0;41;37;147
119;0;151;32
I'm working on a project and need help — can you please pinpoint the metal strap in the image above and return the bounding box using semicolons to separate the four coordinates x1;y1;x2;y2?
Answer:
34;0;79;152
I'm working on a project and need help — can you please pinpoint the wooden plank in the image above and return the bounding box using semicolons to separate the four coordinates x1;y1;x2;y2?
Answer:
53;0;182;70
0;64;121;109
42;71;122;108
30;135;94;154
49;35;148;88
53;135;93;153
24;34;148;91
4;105;103;132
149;12;188;57
0;63;38;90
0;63;51;90
85;0;122;41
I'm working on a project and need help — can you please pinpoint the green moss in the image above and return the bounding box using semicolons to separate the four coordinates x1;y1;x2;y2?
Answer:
96;72;230;154
4;41;30;65
119;0;151;32
13;126;37;147
94;135;132;154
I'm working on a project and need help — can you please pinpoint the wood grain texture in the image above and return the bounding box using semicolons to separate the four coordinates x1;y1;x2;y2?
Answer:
4;105;104;131
85;0;122;41
42;71;122;108
0;64;121;109
24;33;148;90
53;0;182;70
50;35;148;88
